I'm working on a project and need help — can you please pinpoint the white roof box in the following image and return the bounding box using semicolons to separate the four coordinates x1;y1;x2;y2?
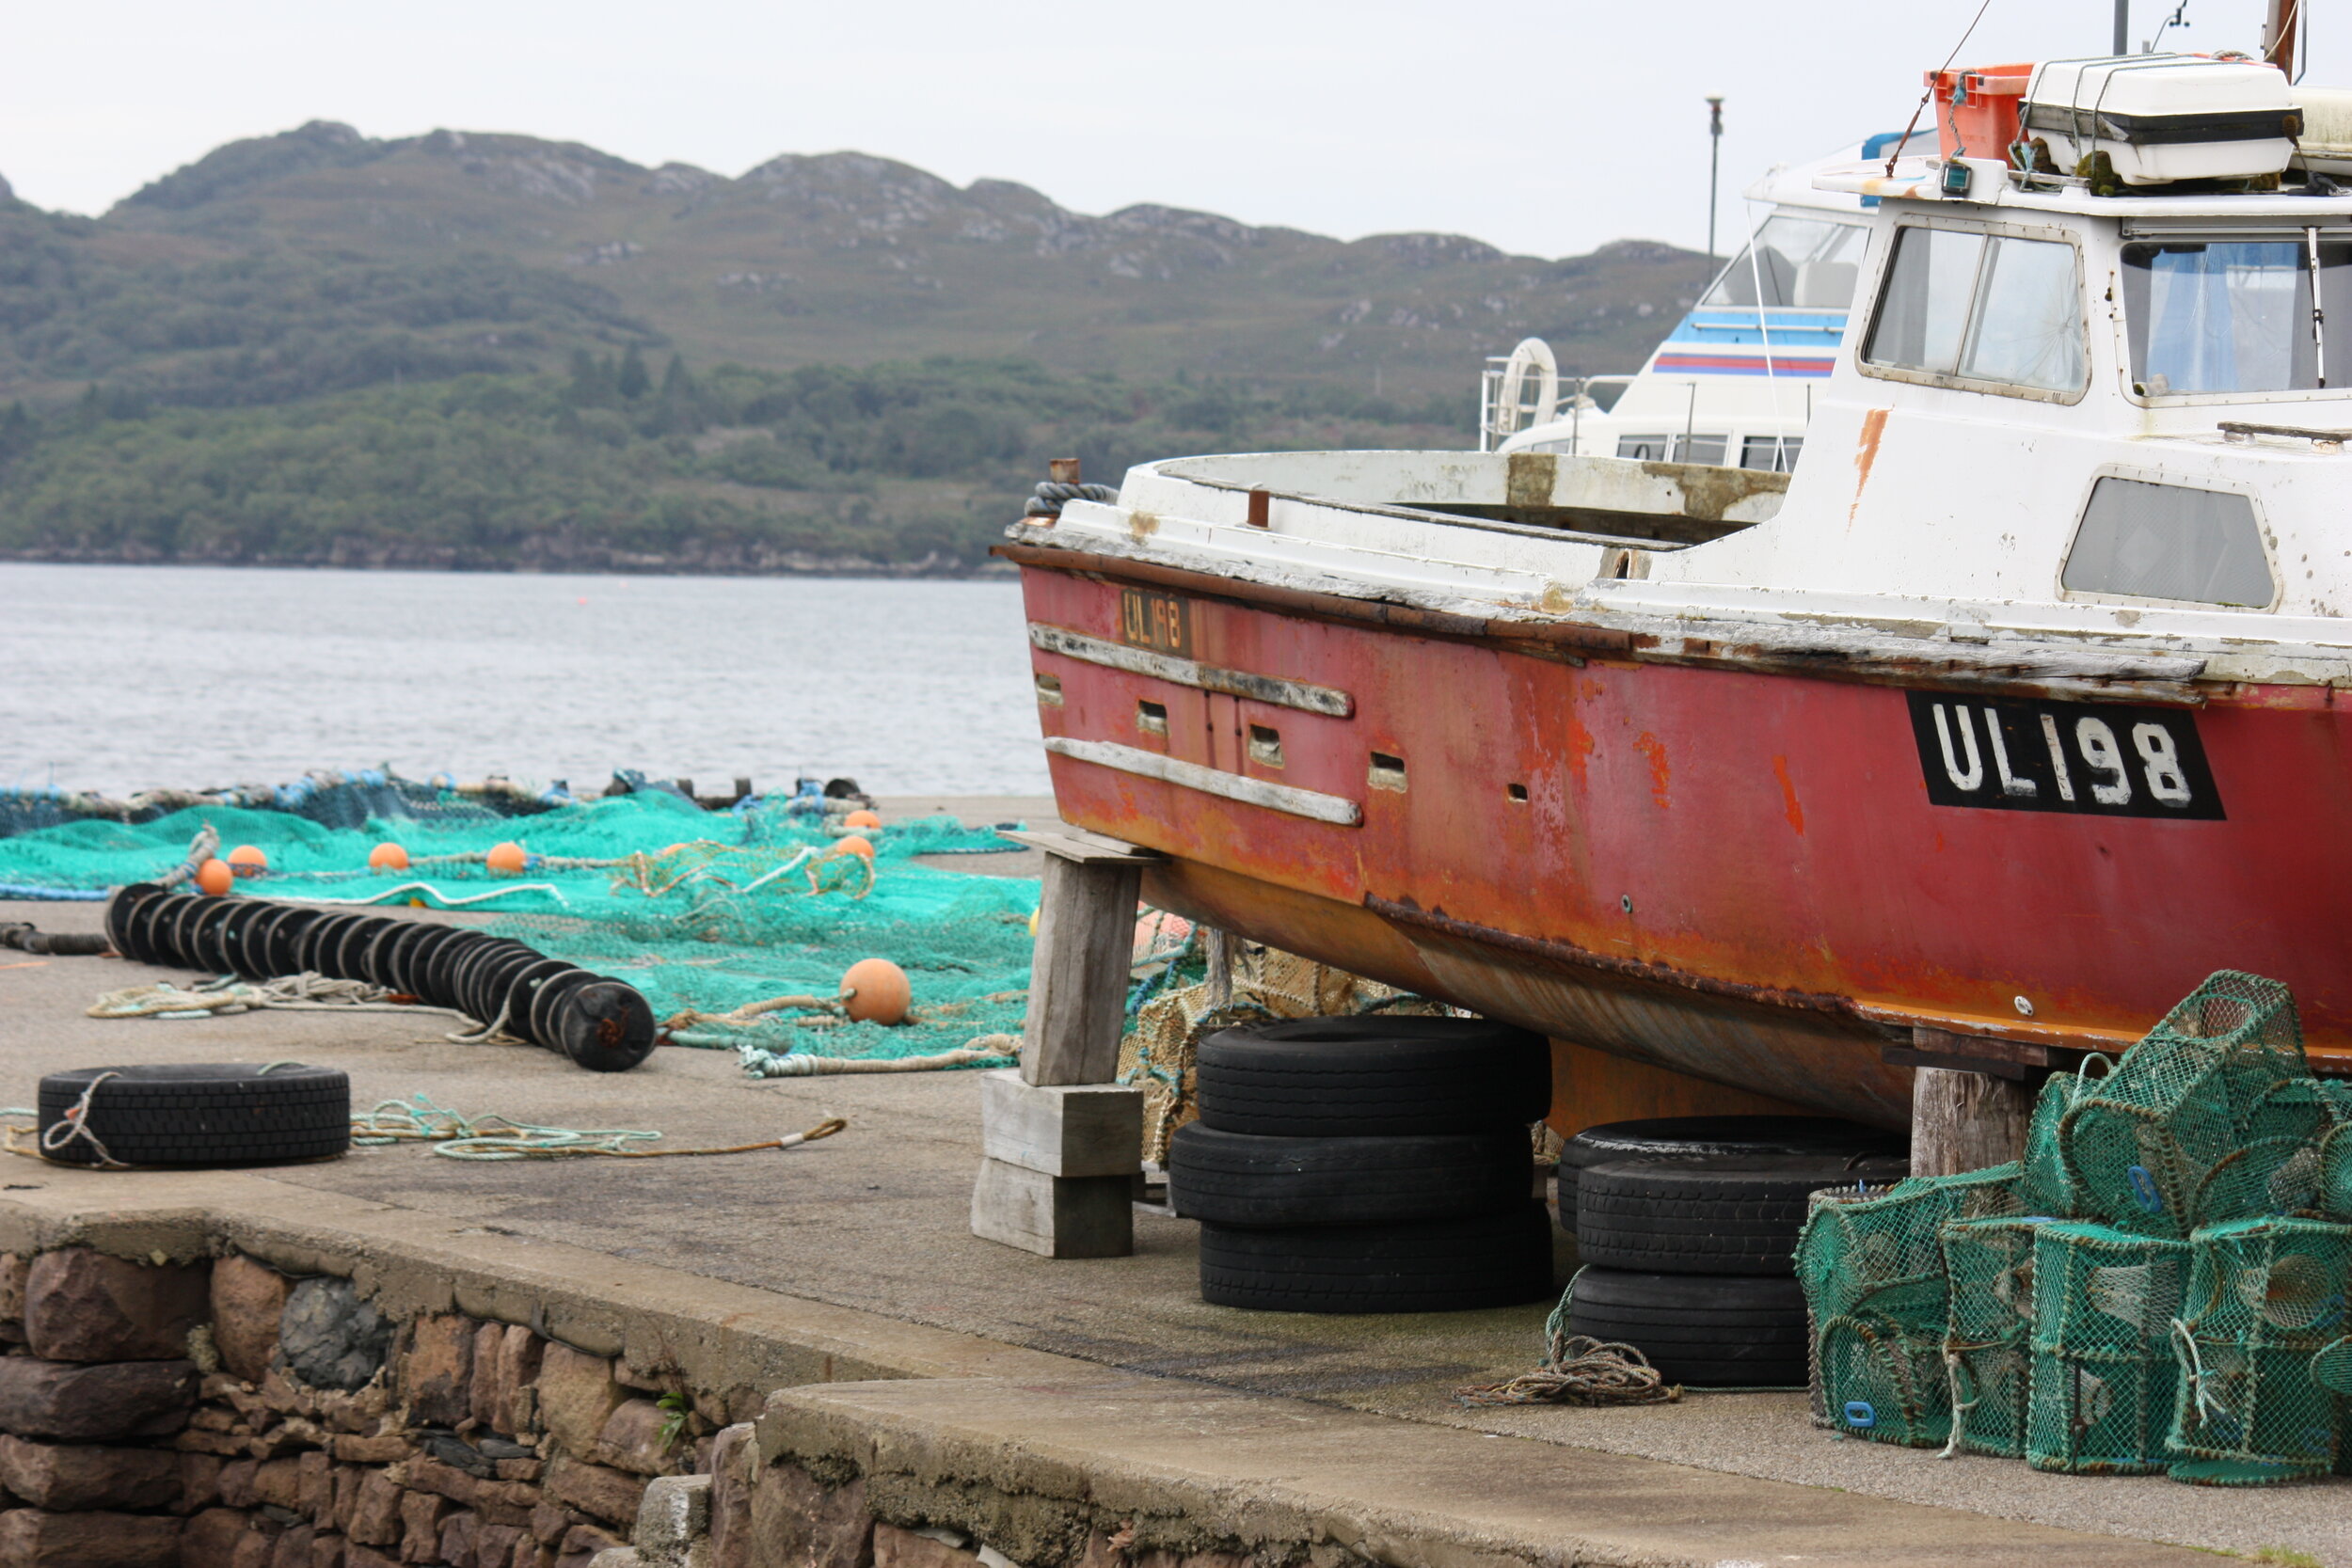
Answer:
2022;54;2296;186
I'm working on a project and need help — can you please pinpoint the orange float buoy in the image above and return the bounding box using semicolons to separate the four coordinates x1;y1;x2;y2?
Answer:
226;845;268;877
1133;910;1194;959
1027;909;1040;937
839;958;911;1024
485;841;528;876
368;842;410;872
195;858;235;896
834;835;875;860
843;808;882;829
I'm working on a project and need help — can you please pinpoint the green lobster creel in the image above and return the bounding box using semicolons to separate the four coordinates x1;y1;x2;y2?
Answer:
1799;1166;2023;1437
1817;1312;1951;1448
2022;1066;2096;1218
2056;971;2319;1239
1941;1216;2051;1458
2026;1222;2188;1474
2167;1216;2352;1487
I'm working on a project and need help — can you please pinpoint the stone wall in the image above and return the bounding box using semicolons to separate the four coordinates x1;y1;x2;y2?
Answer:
0;1246;729;1568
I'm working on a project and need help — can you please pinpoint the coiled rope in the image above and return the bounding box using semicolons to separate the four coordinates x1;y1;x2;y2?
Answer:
1455;1274;1682;1407
1024;481;1119;518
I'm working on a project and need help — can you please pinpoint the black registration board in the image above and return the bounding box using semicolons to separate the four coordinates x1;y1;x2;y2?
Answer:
1906;691;2224;820
1119;588;1192;657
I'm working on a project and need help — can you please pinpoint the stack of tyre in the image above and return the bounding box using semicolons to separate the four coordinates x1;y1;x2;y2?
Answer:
1562;1117;1908;1386
1168;1017;1557;1313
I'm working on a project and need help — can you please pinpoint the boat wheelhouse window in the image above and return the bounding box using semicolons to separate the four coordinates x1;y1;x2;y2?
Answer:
2061;478;2273;607
1701;216;1867;309
1616;433;1727;464
2121;239;2352;394
1865;227;2086;394
1740;435;1803;471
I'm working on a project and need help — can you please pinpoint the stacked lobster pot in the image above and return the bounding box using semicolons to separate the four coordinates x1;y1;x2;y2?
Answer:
103;883;657;1072
1561;1117;1908;1387
1167;1018;1556;1312
1803;970;2352;1487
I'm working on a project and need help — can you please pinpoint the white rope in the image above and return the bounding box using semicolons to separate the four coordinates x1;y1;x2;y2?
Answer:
87;973;458;1021
40;1072;126;1168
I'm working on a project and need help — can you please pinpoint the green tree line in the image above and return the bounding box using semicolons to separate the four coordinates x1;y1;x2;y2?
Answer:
0;356;1460;571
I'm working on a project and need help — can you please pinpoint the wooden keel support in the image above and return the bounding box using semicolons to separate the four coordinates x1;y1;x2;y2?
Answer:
1909;1064;2033;1177
975;825;1161;1257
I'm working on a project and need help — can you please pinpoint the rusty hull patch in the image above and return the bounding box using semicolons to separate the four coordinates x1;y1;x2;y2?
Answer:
1504;451;1559;513
1634;459;1790;523
1366;895;1864;1020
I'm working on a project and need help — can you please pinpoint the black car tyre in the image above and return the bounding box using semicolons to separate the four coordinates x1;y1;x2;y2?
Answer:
1576;1156;1904;1274
1565;1266;1809;1387
1195;1017;1549;1136
1168;1123;1532;1227
38;1064;350;1167
1557;1115;1908;1223
1198;1202;1554;1313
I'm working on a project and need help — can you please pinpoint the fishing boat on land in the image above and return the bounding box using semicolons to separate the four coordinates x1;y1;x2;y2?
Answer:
1006;41;2352;1130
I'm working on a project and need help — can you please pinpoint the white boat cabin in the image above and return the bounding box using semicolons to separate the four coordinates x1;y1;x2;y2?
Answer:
1031;55;2352;689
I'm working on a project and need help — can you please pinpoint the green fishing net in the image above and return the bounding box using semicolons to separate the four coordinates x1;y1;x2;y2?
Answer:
2057;972;2321;1238
0;793;1041;1068
2167;1216;2352;1486
1940;1216;2051;1458
2026;1222;2187;1474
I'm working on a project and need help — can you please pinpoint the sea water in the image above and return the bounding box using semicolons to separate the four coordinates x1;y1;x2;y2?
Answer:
0;564;1053;798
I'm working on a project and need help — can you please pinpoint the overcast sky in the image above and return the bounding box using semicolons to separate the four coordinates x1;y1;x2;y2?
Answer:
5;0;2333;258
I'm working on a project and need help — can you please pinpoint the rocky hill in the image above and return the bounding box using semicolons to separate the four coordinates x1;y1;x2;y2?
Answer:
0;123;1714;571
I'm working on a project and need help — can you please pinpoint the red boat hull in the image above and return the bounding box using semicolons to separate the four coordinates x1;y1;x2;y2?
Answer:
1015;555;2352;1129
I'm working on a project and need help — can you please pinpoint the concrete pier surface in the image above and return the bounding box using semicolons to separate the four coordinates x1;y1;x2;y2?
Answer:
0;796;2342;1565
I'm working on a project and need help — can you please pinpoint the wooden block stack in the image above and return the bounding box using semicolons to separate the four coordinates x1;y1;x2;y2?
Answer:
969;828;1157;1259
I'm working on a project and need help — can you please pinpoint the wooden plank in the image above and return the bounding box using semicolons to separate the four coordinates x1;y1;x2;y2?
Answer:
980;1071;1142;1178
1909;1065;2034;1177
997;826;1161;865
969;1158;1134;1258
1883;1046;2035;1083
1021;854;1145;1086
1027;623;1355;717
1042;737;1362;827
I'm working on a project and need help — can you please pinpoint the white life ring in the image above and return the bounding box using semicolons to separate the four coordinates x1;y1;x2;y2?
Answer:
1493;338;1559;437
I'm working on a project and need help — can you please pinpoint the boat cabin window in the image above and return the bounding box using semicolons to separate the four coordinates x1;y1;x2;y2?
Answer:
1617;434;1727;465
1702;216;1867;309
1740;435;1803;472
1864;227;2086;397
2061;478;2274;608
2122;239;2352;395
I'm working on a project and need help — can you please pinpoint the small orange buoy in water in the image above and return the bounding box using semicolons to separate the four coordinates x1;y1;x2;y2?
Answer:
485;841;528;876
843;808;882;829
840;958;911;1024
834;835;875;860
368;842;410;872
195;858;235;896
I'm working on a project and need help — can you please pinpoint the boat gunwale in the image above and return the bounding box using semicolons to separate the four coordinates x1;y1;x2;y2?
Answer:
998;536;2214;706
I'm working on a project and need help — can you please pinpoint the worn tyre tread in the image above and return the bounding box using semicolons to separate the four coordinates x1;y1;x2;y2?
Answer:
38;1065;349;1167
1199;1204;1554;1313
1168;1124;1529;1227
1196;1018;1549;1137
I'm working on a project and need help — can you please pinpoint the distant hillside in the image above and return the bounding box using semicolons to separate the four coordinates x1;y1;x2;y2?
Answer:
0;122;1715;571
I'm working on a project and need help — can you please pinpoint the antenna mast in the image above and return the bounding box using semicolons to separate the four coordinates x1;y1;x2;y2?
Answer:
1706;96;1724;260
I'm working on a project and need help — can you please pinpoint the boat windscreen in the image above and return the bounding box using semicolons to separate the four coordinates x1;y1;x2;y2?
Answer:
2122;239;2352;395
1702;216;1867;309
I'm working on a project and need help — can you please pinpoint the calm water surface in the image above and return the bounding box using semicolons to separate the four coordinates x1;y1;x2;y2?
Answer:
0;565;1052;798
